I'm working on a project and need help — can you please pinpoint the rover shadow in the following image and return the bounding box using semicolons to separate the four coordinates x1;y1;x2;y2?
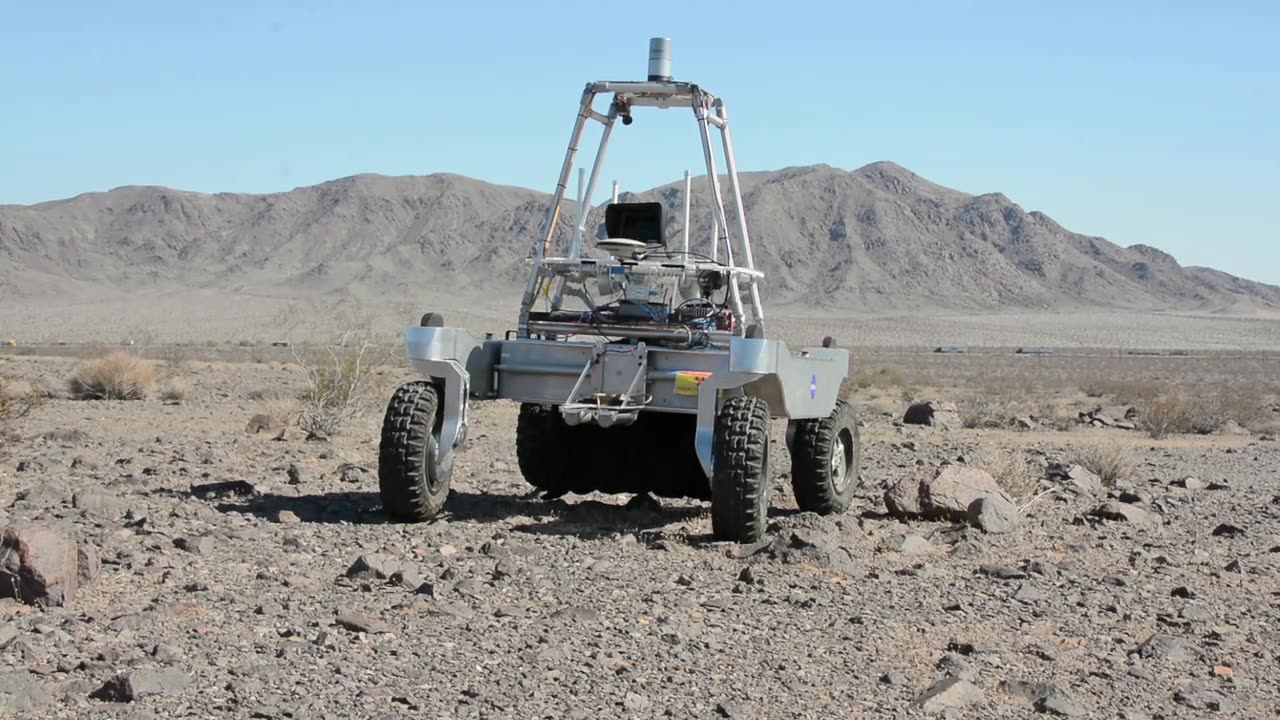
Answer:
211;487;706;537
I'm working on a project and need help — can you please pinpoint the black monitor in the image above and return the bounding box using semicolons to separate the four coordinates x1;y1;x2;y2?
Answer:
604;202;665;246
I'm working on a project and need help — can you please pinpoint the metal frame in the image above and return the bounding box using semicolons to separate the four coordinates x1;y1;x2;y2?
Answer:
400;57;852;483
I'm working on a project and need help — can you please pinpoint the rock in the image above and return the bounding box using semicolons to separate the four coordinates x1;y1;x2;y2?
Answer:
272;510;301;524
390;568;423;590
622;692;650;711
715;700;750;718
968;494;1019;534
1136;633;1196;661
0;523;81;607
346;554;400;581
978;564;1027;580
1005;681;1085;717
338;463;370;483
1173;682;1232;712
150;643;184;664
1216;420;1250;437
903;400;960;429
1013;416;1035;431
0;672;53;712
915;676;984;714
549;606;600;624
245;414;285;435
335;612;391;634
1090;502;1159;527
91;668;191;702
190;480;259;499
72;490;123;518
1013;583;1045;604
76;542;100;586
1211;523;1245;538
936;653;977;682
883;534;933;554
922;466;1007;520
1174;476;1206;491
1050;464;1105;496
880;671;909;686
174;535;215;555
286;463;306;484
39;428;88;444
884;477;925;518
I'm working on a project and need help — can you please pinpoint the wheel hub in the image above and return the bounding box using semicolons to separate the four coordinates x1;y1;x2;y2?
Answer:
831;431;852;491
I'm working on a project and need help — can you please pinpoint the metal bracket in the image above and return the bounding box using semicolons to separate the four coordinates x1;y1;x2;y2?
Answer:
559;341;651;427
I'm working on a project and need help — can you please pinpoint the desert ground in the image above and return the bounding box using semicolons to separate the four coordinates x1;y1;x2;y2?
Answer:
2;315;1280;718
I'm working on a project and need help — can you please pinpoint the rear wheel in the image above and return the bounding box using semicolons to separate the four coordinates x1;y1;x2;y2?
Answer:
790;400;861;514
378;382;451;521
711;395;772;543
516;403;570;497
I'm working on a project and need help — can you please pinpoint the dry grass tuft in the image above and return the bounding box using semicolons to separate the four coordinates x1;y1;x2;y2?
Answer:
960;397;1017;429
1074;442;1137;487
971;447;1041;503
1;373;46;444
157;377;191;402
291;328;396;439
68;351;156;400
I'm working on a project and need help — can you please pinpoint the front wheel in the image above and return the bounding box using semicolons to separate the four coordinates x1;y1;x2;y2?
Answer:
378;381;451;522
710;395;772;543
790;399;861;515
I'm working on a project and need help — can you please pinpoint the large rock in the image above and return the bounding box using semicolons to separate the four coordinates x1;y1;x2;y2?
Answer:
0;523;82;607
884;477;925;517
915;676;984;714
903;400;960;429
0;673;53;713
921;466;1007;520
1091;502;1160;528
1048;463;1105;496
968;495;1019;534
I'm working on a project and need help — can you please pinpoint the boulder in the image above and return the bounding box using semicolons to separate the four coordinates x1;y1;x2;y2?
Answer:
1090;502;1160;528
968;494;1019;534
921;466;1006;520
903;400;960;429
0;523;81;607
884;477;925;518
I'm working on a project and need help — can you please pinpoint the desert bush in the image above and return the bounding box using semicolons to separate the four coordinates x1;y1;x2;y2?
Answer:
1;374;46;439
1074;443;1136;487
960;397;1016;429
1134;386;1264;438
291;330;395;439
68;351;156;400
971;447;1041;502
157;377;190;402
1079;379;1163;404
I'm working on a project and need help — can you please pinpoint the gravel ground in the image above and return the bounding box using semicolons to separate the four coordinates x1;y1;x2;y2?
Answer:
1;356;1278;719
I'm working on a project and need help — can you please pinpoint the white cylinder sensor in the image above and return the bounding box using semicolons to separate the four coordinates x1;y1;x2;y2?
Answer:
648;37;672;81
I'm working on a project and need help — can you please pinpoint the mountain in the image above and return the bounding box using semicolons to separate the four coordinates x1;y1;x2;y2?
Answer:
2;162;1276;313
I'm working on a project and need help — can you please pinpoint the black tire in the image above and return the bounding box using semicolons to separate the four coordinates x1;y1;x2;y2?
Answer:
378;381;450;522
516;403;569;496
711;395;772;543
790;399;861;515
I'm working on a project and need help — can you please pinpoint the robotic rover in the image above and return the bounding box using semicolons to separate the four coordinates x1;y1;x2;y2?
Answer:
378;38;861;542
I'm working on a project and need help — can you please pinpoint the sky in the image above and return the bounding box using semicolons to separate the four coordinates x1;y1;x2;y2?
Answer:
3;0;1277;284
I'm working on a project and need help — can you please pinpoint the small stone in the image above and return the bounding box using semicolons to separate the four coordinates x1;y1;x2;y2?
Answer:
549;606;600;624
936;653;977;682
622;692;649;711
880;671;909;686
0;523;80;607
978;564;1027;580
1091;502;1159;527
1037;689;1086;717
91;668;191;702
1136;633;1195;661
1211;523;1245;538
149;643;184;663
286;463;306;484
1013;583;1045;604
737;566;756;584
884;534;933;554
335;612;391;634
346;554;399;581
884;477;925;518
272;510;301;524
338;463;370;483
1174;476;1206;491
676;574;696;587
390;569;423;590
174;535;215;555
915;676;983;714
72;490;123;517
0;672;54;711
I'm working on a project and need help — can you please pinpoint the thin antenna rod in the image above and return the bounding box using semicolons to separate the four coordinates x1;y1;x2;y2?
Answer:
569;167;585;260
682;170;691;260
611;180;619;203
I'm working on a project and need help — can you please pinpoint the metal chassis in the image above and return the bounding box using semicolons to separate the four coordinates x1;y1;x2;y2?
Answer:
400;71;852;489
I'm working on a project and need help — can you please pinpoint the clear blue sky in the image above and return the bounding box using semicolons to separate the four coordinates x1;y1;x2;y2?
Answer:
3;1;1277;284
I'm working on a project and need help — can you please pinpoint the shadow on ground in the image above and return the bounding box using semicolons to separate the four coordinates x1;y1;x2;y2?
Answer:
210;487;710;539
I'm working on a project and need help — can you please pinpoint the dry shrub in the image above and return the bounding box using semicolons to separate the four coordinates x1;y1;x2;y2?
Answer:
971;447;1041;502
1;373;46;439
292;329;395;439
157;377;190;402
1074;443;1136;487
1079;379;1163;404
1135;386;1265;438
68;351;155;400
850;365;916;400
960;397;1017;429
